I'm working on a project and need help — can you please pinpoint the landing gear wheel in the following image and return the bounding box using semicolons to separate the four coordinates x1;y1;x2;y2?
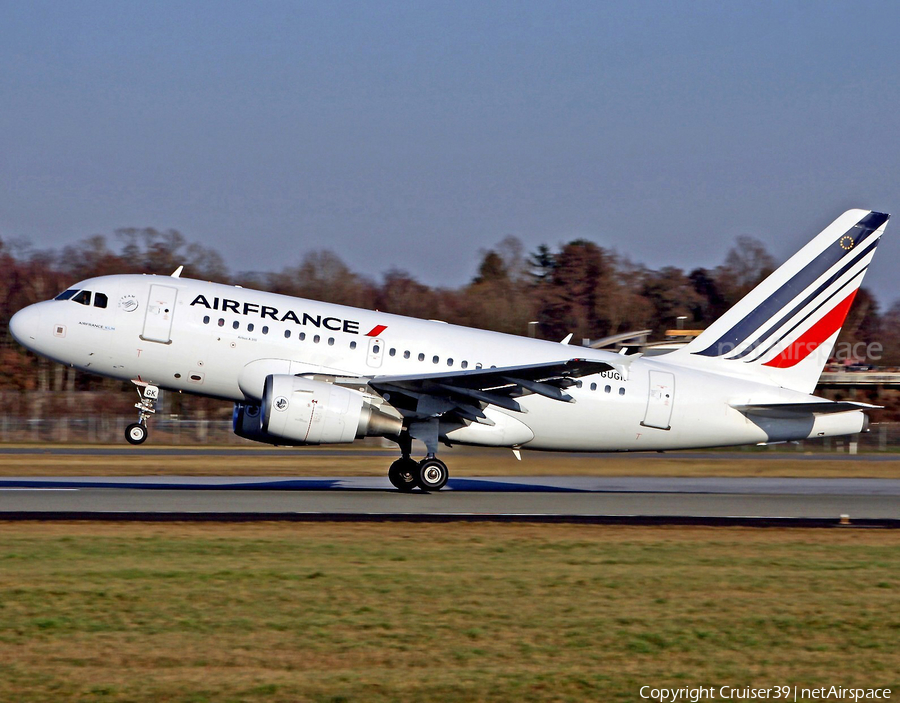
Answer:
127;380;159;446
125;422;148;445
416;458;449;492
389;458;418;492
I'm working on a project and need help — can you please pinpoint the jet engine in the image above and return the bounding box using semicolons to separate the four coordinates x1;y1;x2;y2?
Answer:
233;375;402;445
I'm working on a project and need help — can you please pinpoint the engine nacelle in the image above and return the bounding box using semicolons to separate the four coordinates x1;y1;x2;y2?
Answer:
233;402;268;443
233;375;402;446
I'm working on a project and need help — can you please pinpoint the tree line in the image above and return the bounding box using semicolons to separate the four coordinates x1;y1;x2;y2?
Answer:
1;226;898;399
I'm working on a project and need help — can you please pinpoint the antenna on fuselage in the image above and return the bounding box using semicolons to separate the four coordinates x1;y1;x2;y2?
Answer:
170;266;184;278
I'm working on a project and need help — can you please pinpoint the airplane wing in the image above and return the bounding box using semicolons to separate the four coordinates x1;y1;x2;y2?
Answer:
365;358;617;423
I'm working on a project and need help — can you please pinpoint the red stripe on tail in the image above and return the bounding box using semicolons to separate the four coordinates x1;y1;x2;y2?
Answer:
762;290;858;368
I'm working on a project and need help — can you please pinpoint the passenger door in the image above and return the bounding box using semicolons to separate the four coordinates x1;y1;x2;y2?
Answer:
641;370;674;430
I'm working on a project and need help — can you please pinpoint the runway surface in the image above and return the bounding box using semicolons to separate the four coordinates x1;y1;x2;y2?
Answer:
2;446;898;461
1;476;898;526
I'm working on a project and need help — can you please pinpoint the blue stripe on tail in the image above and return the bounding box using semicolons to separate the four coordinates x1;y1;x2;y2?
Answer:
694;211;888;358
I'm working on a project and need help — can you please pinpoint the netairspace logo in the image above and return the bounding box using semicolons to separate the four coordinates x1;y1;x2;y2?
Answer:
639;685;892;701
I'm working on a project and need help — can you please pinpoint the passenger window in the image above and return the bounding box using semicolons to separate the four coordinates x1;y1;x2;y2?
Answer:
619;387;625;396
93;293;108;309
247;323;254;332
590;382;597;391
350;341;357;349
314;335;320;343
476;363;483;369
203;316;210;324
447;358;453;366
55;289;78;301
373;343;380;353
72;290;92;306
218;318;225;327
389;348;396;357
284;330;291;339
575;380;582;388
299;332;305;341
604;385;611;394
418;353;425;362
233;321;240;330
328;337;334;346
262;326;269;335
461;361;468;369
404;351;410;359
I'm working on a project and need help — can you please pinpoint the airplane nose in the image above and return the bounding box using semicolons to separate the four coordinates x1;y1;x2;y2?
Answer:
9;306;38;346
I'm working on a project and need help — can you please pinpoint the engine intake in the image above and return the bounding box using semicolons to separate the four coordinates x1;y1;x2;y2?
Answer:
233;375;402;445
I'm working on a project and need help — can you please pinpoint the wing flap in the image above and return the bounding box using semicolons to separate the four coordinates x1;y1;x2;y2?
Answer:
371;358;615;391
365;357;616;421
435;383;525;413
501;376;574;402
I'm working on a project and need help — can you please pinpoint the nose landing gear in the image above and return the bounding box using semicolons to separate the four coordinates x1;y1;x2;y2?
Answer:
125;380;159;445
125;422;148;445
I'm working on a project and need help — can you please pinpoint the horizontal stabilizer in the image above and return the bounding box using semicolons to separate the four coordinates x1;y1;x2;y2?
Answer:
731;400;880;416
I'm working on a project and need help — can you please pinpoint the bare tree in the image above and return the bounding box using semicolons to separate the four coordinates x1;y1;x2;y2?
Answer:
715;235;776;305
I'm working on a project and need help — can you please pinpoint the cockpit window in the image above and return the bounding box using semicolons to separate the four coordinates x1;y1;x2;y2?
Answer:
71;290;92;306
55;289;78;301
93;293;108;309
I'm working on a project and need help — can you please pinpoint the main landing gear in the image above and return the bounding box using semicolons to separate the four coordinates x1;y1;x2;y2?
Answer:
125;380;159;445
388;432;449;492
388;455;449;492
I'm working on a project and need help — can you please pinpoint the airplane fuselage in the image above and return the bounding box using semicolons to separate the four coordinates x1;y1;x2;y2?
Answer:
10;273;863;453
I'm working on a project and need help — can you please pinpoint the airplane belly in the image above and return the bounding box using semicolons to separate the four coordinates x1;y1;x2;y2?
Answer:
517;393;645;451
442;408;534;447
518;369;771;452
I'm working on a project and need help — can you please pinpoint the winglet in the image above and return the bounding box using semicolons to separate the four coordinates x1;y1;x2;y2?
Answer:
560;333;573;345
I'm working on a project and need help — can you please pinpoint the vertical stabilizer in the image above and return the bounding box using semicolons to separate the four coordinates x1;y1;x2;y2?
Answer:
672;210;889;394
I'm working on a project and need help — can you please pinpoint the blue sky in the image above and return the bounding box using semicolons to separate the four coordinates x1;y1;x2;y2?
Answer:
2;1;898;305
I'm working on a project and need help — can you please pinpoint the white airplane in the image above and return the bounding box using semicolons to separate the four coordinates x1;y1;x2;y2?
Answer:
8;209;889;491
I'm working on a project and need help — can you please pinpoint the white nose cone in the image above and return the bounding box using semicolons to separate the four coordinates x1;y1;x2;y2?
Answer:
9;306;36;346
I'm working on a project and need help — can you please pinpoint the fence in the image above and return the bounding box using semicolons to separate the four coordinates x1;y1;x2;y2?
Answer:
0;415;898;452
0;417;248;445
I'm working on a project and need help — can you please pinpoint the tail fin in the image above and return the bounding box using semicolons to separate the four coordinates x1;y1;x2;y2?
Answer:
673;209;890;394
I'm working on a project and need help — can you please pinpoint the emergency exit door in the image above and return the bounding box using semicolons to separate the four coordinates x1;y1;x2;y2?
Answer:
366;337;385;368
141;284;177;344
641;370;674;430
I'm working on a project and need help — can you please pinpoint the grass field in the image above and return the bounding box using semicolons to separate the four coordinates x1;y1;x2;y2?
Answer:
2;444;900;478
0;522;897;702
